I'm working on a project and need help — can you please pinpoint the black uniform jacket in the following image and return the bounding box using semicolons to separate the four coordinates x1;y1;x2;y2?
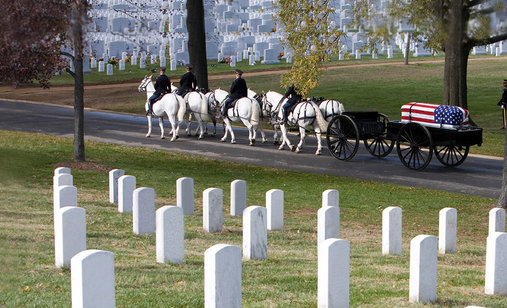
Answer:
499;88;507;106
229;77;248;100
179;72;197;91
154;74;170;95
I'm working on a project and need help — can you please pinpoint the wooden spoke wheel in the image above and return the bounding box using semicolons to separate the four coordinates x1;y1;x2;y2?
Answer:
363;113;394;158
434;143;469;167
396;123;433;170
326;115;359;161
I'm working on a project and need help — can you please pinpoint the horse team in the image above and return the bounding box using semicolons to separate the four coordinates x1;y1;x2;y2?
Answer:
138;76;345;155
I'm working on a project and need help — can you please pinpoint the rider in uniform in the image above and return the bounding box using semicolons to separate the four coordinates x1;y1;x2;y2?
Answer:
498;79;507;129
176;65;197;97
221;69;248;117
147;67;170;115
281;84;302;124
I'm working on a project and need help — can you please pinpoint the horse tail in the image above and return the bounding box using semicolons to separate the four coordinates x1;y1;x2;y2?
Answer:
200;93;209;122
339;101;345;113
309;101;328;132
251;98;260;125
177;95;186;122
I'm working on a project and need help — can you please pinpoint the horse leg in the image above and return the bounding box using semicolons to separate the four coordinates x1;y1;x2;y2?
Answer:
314;128;322;155
185;114;192;136
259;125;267;143
279;124;294;151
158;117;165;139
295;126;306;153
240;119;255;146
197;117;205;139
167;115;179;141
146;115;153;137
221;118;231;142
272;125;279;145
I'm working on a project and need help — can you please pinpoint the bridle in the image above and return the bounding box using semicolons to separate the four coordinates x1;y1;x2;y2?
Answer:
138;76;151;92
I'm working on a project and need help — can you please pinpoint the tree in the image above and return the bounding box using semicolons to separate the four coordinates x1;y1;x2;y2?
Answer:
274;0;344;96
354;0;507;109
0;0;90;162
186;0;209;91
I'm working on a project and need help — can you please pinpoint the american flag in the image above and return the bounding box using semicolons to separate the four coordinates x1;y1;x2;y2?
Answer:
401;102;469;129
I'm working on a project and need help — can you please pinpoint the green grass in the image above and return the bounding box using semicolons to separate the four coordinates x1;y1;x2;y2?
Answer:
0;130;505;307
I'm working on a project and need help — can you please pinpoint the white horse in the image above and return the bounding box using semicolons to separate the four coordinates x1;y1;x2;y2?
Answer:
317;99;345;121
138;75;186;141
213;89;267;145
262;90;328;155
175;91;209;139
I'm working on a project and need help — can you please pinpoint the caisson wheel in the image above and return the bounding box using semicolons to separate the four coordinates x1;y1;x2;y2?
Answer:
363;113;394;158
434;143;469;167
326;115;359;161
396;123;433;170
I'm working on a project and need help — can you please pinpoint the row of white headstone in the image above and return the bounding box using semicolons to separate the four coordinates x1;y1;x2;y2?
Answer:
53;167;507;307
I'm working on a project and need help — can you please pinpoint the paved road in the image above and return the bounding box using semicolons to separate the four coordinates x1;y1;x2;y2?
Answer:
0;100;502;199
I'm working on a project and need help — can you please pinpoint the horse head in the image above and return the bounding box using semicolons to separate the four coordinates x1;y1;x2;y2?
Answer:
138;75;152;92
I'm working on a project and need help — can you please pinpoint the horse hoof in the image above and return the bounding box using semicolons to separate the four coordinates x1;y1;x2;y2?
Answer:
198;136;204;140
290;145;295;152
315;151;322;155
231;140;236;144
220;138;226;142
176;136;179;140
251;139;256;145
273;141;279;145
146;135;151;138
295;148;301;153
161;136;165;140
278;145;284;151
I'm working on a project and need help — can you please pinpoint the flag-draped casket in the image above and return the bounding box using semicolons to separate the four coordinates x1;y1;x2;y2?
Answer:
401;102;469;129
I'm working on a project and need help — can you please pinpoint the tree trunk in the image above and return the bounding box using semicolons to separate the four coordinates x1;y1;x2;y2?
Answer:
442;0;470;109
404;33;411;65
72;1;85;162
186;0;209;91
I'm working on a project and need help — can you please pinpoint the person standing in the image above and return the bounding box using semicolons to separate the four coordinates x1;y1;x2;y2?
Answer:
498;79;507;129
147;67;170;115
176;64;197;97
221;69;248;117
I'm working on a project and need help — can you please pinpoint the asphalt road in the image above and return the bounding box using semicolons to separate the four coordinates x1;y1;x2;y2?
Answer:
0;100;502;199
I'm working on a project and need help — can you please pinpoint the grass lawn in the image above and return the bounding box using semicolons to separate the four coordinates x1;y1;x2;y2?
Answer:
0;130;505;307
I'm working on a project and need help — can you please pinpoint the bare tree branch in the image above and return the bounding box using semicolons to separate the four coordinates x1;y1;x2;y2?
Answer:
470;32;507;48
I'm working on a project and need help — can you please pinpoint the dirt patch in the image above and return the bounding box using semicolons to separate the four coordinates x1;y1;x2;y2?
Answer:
53;161;114;173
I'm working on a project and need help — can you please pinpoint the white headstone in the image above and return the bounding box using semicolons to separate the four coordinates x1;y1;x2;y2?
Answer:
170;58;177;71
54;173;73;208
106;63;113;75
409;235;437;303
318;206;340;244
204;244;242;308
160;55;166;68
382;206;402;255
133;187;155;235
54;185;77;219
266;189;284;230
203;188;223;232
55;207;86;267
387;46;393;59
71;250;115;308
230;55;236;67
243;206;268;260
109;169;125;204
318;238;350;308
177;177;194;215
231;179;247;216
485;232;507;295
355;49;361;59
150;55;157;65
249;55;255;66
140;57;146;69
98;61;105;72
131;55;137;66
439;207;457;254
339;52;344;61
90;58;97;69
119;59;125;71
156;206;184;264
372;51;378;59
489;208;505;236
118;175;136;213
322;189;339;207
54;167;71;175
